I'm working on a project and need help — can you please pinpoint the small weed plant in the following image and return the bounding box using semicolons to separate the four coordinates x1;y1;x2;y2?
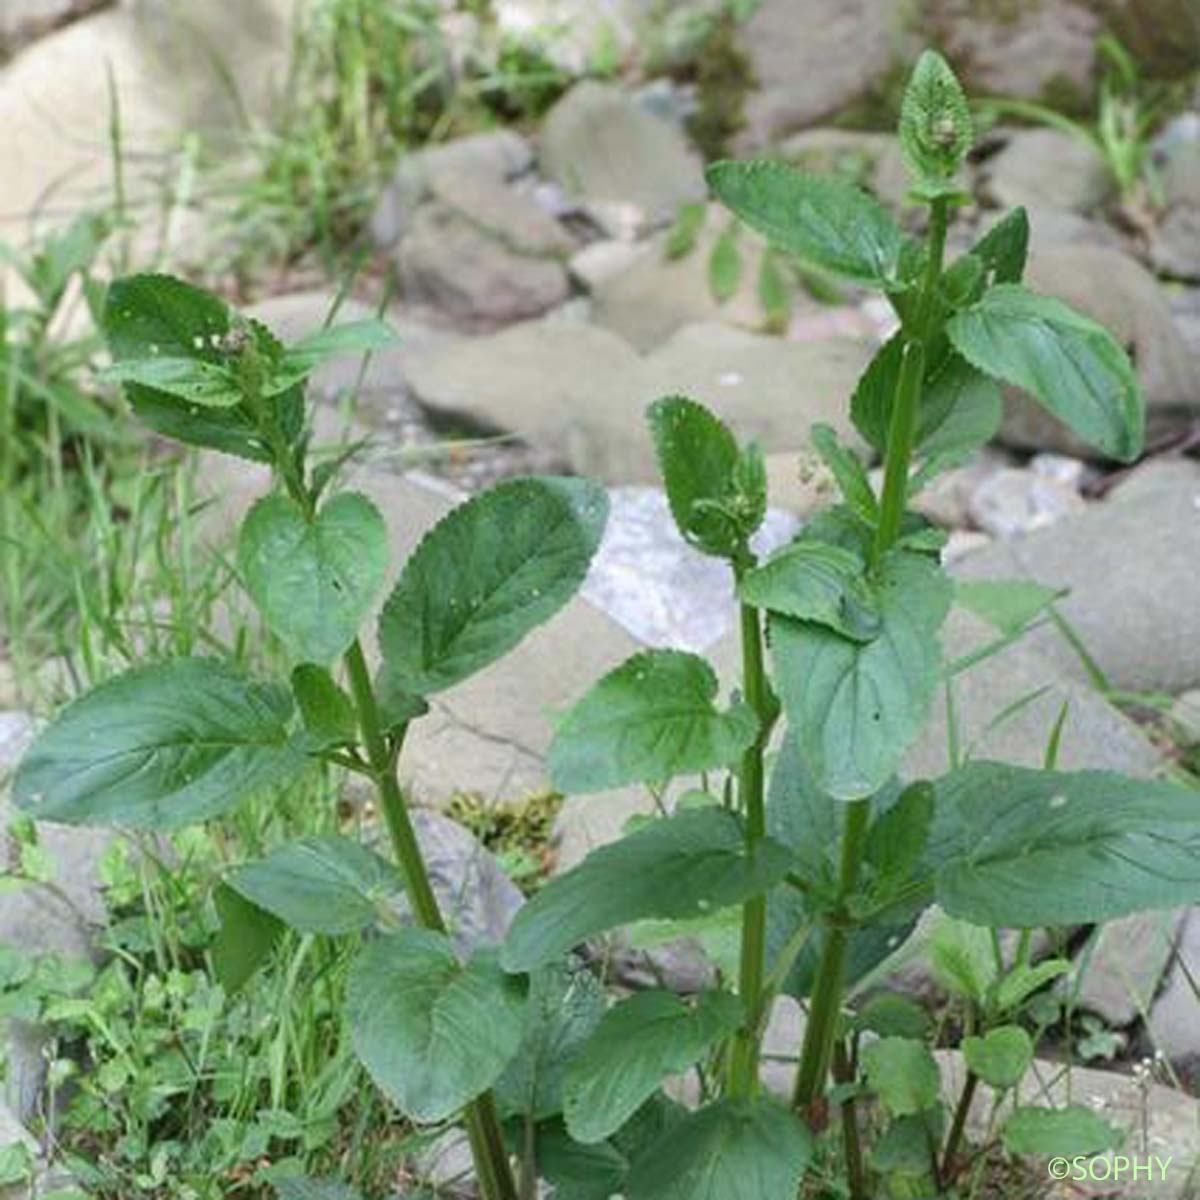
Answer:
14;52;1200;1200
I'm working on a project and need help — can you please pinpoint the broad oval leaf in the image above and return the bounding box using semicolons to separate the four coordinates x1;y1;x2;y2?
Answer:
627;1099;813;1200
103;273;295;462
99;356;242;407
563;989;742;1144
739;541;880;642
502;807;794;972
548;650;759;794
493;958;606;1121
1002;1105;1121;1156
211;884;284;994
379;477;608;695
346;929;526;1122
929;762;1200;926
291;663;358;748
647;396;740;557
946;283;1144;461
227;835;399;935
963;1025;1033;1089
861;1036;941;1117
238;491;388;664
770;550;952;800
706;160;905;288
967;207;1029;288
13;658;303;829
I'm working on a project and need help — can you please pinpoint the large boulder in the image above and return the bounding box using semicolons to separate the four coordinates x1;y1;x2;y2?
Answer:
404;318;872;483
1000;245;1199;454
912;0;1101;112
953;460;1200;695
539;80;706;233
736;0;906;148
396;203;570;327
980;128;1113;213
492;0;637;75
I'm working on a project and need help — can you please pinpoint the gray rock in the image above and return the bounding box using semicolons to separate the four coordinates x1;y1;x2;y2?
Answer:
910;451;1010;530
953;459;1200;695
982;128;1113;213
590;207;780;351
580;486;796;653
427;167;575;258
915;0;1100;110
396;203;570;327
1073;910;1190;1027
736;0;905;148
1144;908;1200;1090
966;467;1088;539
937;1050;1198;1199
539;80;706;232
493;0;637;75
406;318;872;483
1170;690;1200;745
1022;204;1128;252
0;0;103;54
1000;245;1199;454
1151;203;1200;282
408;809;525;956
905;608;1160;779
2;712;110;1124
568;239;651;292
370;130;535;247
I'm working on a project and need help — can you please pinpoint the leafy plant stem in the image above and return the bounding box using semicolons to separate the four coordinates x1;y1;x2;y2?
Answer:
941;1069;980;1178
832;1038;866;1200
342;638;519;1200
728;583;771;1098
871;197;948;567
792;797;870;1111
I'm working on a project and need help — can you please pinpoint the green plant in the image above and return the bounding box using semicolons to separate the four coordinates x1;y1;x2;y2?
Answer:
13;51;1200;1200
980;33;1187;214
12;271;610;1200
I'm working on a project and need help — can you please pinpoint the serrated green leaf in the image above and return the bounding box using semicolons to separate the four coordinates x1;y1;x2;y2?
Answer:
533;1120;628;1200
854;993;930;1039
1002;1105;1121;1156
770;550;952;800
899;49;973;189
291;664;358;747
930;762;1200;926
947;284;1144;461
706;160;905;288
374;661;430;732
379;477;608;694
647;395;744;557
548;650;759;794
347;930;526;1122
102;273;291;462
927;914;997;1004
954;578;1065;637
13;659;304;829
211;884;284;994
563;990;742;1144
494;958;606;1121
851;334;1001;458
98;356;242;407
627;1099;813;1200
227;836;399;935
810;424;878;526
865;780;934;890
502;808;794;972
239;492;388;664
738;541;880;642
861;1037;941;1117
967;207;1029;288
994;958;1071;1013
870;1109;943;1175
963;1025;1033;1089
708;226;743;303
